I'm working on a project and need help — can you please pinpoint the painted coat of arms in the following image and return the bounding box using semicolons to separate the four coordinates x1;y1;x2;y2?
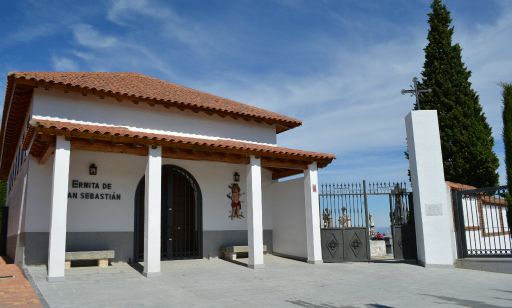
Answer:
227;183;244;219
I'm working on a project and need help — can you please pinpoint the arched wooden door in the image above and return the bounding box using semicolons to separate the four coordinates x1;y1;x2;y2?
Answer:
134;165;202;261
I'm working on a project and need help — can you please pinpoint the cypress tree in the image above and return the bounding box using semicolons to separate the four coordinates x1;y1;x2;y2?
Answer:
418;0;499;187
502;83;512;225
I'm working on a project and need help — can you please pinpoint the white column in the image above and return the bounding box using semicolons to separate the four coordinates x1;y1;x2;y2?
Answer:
406;111;456;266
47;136;71;282
144;145;162;277
246;155;264;269
304;162;322;264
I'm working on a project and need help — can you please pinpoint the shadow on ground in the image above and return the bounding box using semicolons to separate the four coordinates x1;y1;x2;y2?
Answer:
369;259;419;265
421;293;510;308
287;299;393;308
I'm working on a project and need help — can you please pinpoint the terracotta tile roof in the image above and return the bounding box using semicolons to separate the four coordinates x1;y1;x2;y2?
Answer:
0;71;305;178
29;118;336;164
10;72;302;130
446;182;508;206
446;181;476;191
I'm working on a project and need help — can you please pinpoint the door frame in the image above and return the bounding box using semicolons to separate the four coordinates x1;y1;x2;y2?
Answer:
133;164;203;262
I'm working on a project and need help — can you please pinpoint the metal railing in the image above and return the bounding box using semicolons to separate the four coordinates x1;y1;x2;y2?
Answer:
319;181;410;229
454;186;511;258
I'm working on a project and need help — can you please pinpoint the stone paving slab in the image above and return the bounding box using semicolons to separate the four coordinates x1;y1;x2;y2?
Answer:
0;257;42;307
27;255;512;308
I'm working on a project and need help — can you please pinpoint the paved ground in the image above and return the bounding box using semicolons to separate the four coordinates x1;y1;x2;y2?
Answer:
27;255;512;308
0;257;42;307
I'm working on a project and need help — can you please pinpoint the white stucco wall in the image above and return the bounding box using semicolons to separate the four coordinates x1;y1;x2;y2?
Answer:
5;159;29;263
23;150;273;233
6;160;29;237
31;89;277;145
406;111;456;266
271;177;307;259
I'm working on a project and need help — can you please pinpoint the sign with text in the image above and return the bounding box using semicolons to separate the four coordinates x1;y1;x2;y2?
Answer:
68;179;122;200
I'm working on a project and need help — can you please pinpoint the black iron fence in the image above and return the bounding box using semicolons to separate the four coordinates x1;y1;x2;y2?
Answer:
454;186;512;258
319;181;416;262
319;182;368;229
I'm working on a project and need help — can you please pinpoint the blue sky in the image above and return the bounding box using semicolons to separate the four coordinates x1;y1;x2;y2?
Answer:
0;0;511;188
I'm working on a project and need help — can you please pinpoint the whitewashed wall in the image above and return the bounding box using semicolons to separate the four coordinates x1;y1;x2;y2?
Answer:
24;150;273;232
5;160;29;263
406;111;456;266
271;177;307;259
31;89;277;145
20;149;275;262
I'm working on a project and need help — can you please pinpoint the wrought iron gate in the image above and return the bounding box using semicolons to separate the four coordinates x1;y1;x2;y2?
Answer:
319;181;417;262
389;186;417;260
453;186;511;258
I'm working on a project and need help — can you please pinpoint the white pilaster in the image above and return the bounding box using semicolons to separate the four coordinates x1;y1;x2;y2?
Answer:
47;136;71;282
144;145;162;277
304;162;322;264
406;111;456;266
246;155;264;269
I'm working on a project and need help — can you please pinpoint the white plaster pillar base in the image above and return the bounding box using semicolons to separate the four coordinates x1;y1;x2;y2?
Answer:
406;111;456;266
247;155;264;269
144;146;162;277
47;136;71;282
304;162;323;264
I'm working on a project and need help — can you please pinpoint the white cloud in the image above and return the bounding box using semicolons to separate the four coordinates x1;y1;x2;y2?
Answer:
190;6;512;183
45;1;511;184
194;34;426;157
107;0;175;24
455;8;512;136
51;56;79;71
106;0;224;56
72;24;118;49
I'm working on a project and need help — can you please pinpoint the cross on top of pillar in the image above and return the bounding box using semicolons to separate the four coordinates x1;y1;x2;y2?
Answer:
401;77;432;110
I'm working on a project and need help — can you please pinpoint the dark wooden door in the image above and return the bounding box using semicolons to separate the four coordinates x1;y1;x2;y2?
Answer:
169;168;198;258
134;165;202;262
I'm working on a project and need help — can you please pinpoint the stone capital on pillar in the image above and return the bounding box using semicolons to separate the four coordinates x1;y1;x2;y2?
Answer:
47;136;71;282
406;111;455;266
144;145;162;277
247;155;264;269
304;162;322;264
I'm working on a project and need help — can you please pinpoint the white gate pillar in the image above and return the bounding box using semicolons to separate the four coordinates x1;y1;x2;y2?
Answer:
144;145;162;277
304;162;322;264
406;111;456;266
47;136;71;282
247;155;264;269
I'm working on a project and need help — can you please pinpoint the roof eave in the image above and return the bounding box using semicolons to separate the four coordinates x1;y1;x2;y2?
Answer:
13;76;303;133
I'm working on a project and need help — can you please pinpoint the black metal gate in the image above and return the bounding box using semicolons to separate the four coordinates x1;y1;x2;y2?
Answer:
389;186;417;260
453;186;511;258
319;181;417;262
320;182;370;262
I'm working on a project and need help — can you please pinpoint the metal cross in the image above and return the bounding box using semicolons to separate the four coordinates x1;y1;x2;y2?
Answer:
401;77;432;110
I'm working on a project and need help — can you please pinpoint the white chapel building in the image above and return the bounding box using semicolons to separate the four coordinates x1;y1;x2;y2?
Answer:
1;72;334;281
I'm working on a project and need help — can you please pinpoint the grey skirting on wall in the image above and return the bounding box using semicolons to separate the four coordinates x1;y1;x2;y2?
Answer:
17;230;273;265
